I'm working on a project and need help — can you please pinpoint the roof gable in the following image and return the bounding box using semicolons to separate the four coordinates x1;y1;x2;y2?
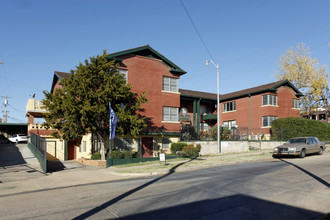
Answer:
220;79;303;101
107;45;186;75
50;71;71;93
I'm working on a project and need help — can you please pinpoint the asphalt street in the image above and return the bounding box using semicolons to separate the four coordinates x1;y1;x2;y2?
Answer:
1;147;329;220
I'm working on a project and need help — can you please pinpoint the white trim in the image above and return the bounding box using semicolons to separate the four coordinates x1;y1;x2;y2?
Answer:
161;121;180;124
222;110;237;113
261;105;279;107
162;90;180;95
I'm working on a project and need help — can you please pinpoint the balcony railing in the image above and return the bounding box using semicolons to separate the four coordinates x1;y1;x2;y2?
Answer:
203;113;217;120
26;99;47;113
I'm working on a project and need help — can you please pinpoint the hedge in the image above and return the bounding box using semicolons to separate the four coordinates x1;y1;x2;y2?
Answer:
171;142;187;154
271;117;330;141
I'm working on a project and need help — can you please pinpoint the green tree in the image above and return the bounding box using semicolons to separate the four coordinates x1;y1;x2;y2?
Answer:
42;51;147;160
276;43;329;115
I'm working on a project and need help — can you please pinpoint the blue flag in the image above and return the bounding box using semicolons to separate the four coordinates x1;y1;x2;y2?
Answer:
109;104;118;140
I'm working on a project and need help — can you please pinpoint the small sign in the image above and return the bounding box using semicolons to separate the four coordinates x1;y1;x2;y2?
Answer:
159;153;166;162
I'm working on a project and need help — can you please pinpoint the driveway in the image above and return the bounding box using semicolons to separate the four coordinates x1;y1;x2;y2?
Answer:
0;143;45;183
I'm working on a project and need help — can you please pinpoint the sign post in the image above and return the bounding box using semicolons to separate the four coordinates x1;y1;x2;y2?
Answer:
159;153;166;165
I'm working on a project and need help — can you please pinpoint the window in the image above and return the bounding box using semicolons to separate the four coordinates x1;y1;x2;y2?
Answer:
82;141;86;152
163;77;178;92
162;138;171;149
114;138;134;151
118;69;127;82
223;120;237;129
292;99;300;109
163;106;179;122
319;114;326;121
262;95;277;106
262;116;277;127
223;101;236;112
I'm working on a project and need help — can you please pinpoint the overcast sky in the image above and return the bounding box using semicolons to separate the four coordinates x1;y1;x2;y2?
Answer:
0;0;329;123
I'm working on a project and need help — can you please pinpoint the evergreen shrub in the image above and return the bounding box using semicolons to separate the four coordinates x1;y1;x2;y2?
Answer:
112;150;123;159
171;142;187;154
180;144;201;157
271;117;330;141
122;150;136;159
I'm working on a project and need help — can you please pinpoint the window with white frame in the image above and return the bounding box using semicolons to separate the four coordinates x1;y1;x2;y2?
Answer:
262;94;277;106
163;106;179;122
223;120;237;129
292;99;300;109
223;101;236;112
118;69;128;82
262;116;277;127
162;138;171;149
163;76;178;92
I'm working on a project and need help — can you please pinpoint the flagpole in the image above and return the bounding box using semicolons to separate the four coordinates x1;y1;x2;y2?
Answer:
109;102;112;166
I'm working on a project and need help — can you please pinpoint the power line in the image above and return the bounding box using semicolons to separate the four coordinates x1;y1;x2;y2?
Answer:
223;22;330;67
7;116;26;123
179;0;215;61
8;103;26;114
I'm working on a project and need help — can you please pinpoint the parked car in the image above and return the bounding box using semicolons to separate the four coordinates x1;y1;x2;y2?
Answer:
9;134;28;143
272;137;326;158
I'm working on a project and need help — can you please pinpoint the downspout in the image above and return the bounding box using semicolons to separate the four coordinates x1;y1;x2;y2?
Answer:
193;100;197;133
197;98;201;140
249;94;252;138
64;140;67;161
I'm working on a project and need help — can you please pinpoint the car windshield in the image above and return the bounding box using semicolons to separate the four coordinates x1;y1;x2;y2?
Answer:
288;138;306;144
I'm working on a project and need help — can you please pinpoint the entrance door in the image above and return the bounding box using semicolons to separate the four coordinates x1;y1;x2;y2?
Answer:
142;137;153;158
67;140;76;160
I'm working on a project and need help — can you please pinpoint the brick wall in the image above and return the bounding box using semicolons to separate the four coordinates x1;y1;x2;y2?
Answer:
221;86;301;133
123;55;181;132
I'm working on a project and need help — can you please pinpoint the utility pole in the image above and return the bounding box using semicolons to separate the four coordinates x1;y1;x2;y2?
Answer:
1;96;11;123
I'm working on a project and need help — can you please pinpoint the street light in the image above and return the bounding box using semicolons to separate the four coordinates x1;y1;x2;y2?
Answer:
206;59;221;154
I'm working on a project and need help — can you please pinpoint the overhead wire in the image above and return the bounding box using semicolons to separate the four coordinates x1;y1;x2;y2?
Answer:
179;0;215;61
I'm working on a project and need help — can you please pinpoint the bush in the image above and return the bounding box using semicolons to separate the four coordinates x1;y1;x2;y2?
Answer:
122;150;136;159
111;150;123;159
91;152;101;160
271;117;330;141
171;142;187;154
180;144;201;157
91;152;110;160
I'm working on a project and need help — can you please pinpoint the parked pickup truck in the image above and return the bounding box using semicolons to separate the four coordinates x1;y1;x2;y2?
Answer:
272;137;326;158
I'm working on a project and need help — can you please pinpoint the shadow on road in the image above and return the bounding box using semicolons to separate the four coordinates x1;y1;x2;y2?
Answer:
72;158;198;220
281;159;330;188
119;194;323;220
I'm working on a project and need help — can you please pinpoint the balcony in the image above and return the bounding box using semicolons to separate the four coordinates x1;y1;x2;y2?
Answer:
26;99;48;117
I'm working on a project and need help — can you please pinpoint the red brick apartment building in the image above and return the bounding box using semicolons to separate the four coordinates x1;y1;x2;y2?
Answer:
26;45;187;159
26;45;303;160
180;80;303;140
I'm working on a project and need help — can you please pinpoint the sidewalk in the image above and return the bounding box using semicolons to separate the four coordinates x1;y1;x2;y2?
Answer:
0;143;277;197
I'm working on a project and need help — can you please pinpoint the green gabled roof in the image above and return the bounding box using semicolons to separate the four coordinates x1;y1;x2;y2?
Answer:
220;79;304;102
180;80;304;103
107;45;187;75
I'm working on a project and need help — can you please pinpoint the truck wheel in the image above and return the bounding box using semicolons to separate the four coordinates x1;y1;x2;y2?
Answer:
299;149;306;158
317;147;323;155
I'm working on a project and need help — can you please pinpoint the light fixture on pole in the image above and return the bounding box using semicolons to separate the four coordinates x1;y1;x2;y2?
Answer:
206;59;221;154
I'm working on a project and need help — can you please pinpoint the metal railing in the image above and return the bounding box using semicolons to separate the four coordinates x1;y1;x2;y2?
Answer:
181;126;289;142
29;133;47;173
